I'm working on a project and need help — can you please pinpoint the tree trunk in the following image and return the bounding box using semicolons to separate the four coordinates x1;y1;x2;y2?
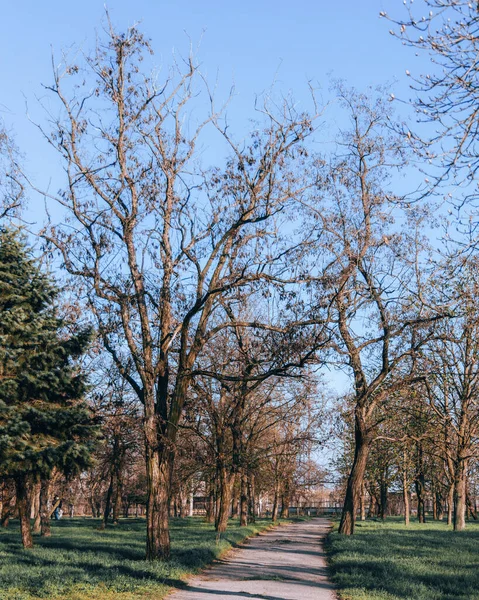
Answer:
231;479;239;518
15;476;33;549
112;470;122;525
415;477;426;523
101;475;114;530
415;443;426;524
145;448;171;560
447;483;454;526
1;487;14;528
31;480;41;533
431;482;438;520
280;493;289;519
215;463;232;533
436;492;444;521
272;475;281;522
90;495;97;518
379;480;388;521
453;456;467;531
367;492;377;519
248;473;256;523
240;469;248;526
189;490;194;517
205;480;215;524
39;478;52;537
359;482;366;521
466;493;478;520
339;413;370;535
402;470;410;526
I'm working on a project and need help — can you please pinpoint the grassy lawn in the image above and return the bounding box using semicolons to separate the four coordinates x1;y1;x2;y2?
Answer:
327;518;479;600
0;517;280;600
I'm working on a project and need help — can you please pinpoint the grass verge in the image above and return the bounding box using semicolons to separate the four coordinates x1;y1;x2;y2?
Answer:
327;517;479;600
0;517;283;600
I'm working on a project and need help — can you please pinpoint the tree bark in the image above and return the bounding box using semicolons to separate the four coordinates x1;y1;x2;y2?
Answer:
215;463;232;533
39;478;52;537
31;480;41;533
1;484;14;528
271;473;281;522
367;492;377;519
436;491;444;521
359;482;366;521
231;479;239;518
453;455;467;531
15;476;33;549
402;470;410;526
205;479;215;524
280;492;289;519
415;443;426;524
466;492;478;520
101;475;114;530
248;473;256;523
240;469;248;526
447;483;454;526
112;469;122;525
145;448;171;560
339;412;370;535
379;480;388;521
415;476;426;523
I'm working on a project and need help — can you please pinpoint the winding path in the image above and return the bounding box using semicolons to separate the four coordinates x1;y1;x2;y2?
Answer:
169;517;337;600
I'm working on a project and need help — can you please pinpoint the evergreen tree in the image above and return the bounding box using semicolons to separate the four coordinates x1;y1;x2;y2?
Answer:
0;228;96;547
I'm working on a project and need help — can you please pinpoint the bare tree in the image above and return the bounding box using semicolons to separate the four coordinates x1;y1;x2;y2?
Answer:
0;121;24;221
34;23;319;559
423;258;479;530
304;86;438;535
385;1;479;201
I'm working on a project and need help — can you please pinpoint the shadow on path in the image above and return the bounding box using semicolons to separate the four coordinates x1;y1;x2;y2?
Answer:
170;518;337;600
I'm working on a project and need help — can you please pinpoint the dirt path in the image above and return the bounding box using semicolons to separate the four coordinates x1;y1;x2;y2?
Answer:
169;517;336;600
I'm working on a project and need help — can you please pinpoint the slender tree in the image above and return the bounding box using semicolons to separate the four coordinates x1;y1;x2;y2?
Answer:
423;258;479;530
36;24;320;559
304;86;438;535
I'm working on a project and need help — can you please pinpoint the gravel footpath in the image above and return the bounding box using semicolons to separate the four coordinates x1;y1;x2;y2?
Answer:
169;517;337;600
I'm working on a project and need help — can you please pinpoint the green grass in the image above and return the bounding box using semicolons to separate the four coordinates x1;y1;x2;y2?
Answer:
0;517;280;600
327;517;479;600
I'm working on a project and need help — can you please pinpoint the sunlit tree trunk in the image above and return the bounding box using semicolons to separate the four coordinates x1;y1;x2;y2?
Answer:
15;476;33;549
339;410;370;535
205;478;215;524
453;454;468;531
359;482;366;521
447;483;454;526
402;468;410;526
31;479;41;533
215;462;232;533
39;478;52;537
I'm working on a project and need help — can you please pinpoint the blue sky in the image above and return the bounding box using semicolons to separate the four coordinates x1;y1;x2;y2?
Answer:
1;1;435;455
2;1;412;112
1;0;424;205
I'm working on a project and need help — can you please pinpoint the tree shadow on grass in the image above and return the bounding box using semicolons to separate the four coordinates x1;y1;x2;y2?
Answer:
328;525;479;600
0;519;229;597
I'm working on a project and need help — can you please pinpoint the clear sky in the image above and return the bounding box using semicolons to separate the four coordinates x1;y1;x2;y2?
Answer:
1;0;424;210
1;2;433;462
